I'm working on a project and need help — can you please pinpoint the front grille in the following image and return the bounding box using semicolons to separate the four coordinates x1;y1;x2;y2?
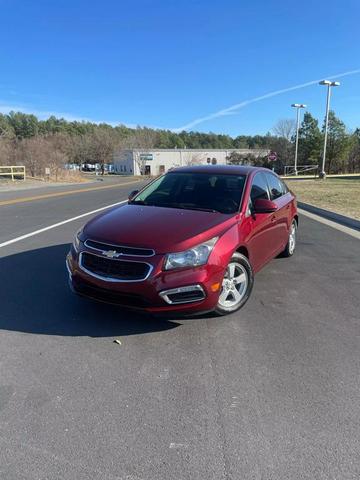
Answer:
80;252;151;281
72;277;149;307
85;239;154;257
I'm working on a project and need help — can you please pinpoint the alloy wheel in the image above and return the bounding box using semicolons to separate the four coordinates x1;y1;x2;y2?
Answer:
288;222;297;255
218;262;248;309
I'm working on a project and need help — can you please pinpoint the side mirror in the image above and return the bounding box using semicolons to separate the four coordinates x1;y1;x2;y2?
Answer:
253;198;277;214
128;190;139;201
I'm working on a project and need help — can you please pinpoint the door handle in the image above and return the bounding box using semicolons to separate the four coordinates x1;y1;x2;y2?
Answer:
271;215;276;222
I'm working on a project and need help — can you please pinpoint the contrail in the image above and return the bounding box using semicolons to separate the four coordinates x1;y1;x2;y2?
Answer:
172;69;360;132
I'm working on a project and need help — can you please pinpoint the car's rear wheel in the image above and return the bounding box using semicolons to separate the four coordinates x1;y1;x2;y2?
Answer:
281;219;297;257
214;252;254;316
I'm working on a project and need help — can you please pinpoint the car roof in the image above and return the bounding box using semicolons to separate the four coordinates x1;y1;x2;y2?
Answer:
167;165;269;176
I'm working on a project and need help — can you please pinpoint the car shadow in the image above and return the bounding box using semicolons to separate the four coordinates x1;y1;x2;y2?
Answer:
0;244;180;337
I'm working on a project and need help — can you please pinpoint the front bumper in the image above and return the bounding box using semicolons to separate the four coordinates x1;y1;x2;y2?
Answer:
66;246;224;314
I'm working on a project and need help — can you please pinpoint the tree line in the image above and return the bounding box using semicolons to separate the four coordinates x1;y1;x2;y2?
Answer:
265;111;360;175
0;110;359;177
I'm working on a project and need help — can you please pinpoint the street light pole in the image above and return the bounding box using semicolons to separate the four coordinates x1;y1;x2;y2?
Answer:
319;80;340;179
291;103;306;175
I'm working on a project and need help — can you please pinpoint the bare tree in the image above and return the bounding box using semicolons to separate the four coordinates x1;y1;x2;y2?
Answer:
15;137;44;176
15;136;69;178
90;129;118;169
272;119;296;141
227;151;246;165
0;139;14;165
134;152;148;175
69;134;94;166
122;128;159;175
182;152;206;166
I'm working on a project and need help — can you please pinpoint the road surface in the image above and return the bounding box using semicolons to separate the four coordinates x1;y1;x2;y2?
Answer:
0;177;359;480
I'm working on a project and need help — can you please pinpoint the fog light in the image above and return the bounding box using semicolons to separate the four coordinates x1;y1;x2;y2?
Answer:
159;285;206;305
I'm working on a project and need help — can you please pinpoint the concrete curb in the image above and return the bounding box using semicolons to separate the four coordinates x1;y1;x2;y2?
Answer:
298;202;360;231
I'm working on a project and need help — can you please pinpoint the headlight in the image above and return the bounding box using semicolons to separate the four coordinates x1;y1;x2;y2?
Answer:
73;228;83;252
164;237;218;270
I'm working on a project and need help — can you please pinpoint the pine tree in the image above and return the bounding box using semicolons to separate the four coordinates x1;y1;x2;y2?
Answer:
322;110;349;173
297;112;322;166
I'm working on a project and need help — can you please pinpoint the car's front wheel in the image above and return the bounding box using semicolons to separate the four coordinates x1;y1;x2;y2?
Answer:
214;252;254;316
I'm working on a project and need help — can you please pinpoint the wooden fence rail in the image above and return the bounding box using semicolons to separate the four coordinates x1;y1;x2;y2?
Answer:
0;166;26;181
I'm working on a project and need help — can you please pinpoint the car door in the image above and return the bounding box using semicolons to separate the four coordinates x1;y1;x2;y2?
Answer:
244;172;277;272
264;172;289;254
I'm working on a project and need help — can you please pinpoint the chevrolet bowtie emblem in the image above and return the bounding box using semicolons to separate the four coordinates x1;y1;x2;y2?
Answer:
103;250;119;258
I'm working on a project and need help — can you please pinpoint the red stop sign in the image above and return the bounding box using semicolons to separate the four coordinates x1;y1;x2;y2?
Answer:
268;152;277;161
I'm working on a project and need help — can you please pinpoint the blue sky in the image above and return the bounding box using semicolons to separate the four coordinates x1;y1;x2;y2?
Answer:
0;0;359;136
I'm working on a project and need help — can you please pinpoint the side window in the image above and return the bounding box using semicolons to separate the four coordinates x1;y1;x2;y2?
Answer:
266;173;283;200
250;173;269;203
280;179;289;194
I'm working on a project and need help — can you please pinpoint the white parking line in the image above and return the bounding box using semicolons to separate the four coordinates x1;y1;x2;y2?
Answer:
299;208;360;240
0;200;127;249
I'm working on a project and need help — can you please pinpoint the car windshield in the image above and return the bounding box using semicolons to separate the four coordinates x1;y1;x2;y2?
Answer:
130;172;247;214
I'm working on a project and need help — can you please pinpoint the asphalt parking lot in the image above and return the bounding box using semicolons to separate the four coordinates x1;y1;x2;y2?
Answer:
0;177;359;480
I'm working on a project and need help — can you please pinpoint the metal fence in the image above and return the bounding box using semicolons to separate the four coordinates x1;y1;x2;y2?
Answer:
284;165;318;177
0;166;26;181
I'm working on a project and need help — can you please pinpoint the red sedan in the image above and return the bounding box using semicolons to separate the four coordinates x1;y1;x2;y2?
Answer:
67;165;298;316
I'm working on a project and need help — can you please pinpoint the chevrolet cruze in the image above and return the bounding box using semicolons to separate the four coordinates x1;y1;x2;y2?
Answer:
66;165;298;315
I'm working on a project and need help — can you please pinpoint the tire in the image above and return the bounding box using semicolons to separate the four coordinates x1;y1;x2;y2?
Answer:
281;219;297;258
214;252;254;316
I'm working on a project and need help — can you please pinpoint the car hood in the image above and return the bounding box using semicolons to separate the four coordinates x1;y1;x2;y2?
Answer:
83;204;238;253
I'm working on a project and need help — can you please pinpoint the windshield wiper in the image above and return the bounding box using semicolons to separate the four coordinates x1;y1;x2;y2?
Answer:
129;201;219;213
129;200;148;205
174;204;220;213
147;202;219;212
130;201;178;209
185;207;219;213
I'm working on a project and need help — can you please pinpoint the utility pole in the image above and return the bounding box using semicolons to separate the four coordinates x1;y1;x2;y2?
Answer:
291;103;306;175
319;80;340;179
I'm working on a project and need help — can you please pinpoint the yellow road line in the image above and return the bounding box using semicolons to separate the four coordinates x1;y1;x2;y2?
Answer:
0;180;142;207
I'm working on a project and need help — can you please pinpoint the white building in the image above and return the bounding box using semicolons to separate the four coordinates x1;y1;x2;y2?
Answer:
113;148;269;176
